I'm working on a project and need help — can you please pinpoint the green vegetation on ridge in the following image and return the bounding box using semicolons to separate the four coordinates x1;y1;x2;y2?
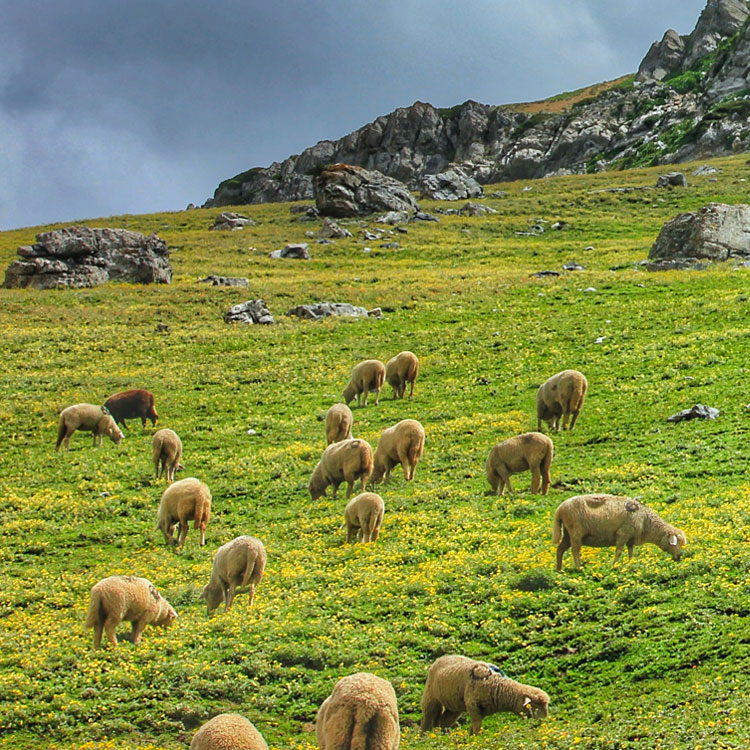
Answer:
1;155;750;749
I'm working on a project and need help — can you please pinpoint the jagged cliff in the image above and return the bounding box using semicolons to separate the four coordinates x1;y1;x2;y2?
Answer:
207;0;750;207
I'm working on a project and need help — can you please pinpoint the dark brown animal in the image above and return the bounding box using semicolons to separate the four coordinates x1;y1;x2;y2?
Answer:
104;389;158;429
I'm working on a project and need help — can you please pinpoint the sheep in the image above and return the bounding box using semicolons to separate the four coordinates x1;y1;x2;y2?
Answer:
325;403;353;445
309;438;373;500
343;492;385;543
420;654;549;735
552;493;687;571
342;359;386;407
316;672;400;750
104;388;158;429
55;403;124;451
536;369;588;432
201;536;267;614
485;432;553;496
190;713;268;750
84;575;177;649
157;477;212;547
371;419;425;484
385;351;419;399
152;428;183;482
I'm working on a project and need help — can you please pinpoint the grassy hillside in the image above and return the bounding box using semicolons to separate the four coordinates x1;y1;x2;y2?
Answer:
2;157;750;750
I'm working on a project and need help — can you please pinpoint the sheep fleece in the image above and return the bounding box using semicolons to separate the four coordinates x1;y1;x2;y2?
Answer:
190;713;269;750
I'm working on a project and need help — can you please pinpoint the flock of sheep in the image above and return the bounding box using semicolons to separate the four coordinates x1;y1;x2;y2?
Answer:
55;354;689;749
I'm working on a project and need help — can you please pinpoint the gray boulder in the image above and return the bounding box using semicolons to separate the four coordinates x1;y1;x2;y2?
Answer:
636;29;686;82
420;165;484;201
376;211;411;225
319;218;352;239
667;404;720;422
286;302;382;320
656;172;688;188
649;203;750;263
210;212;255;230
3;226;172;290
224;299;274;325
460;201;498;216
199;275;250;287
270;243;310;259
314;164;419;218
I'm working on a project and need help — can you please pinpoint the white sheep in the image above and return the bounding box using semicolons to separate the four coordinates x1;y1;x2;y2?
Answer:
371;419;425;483
190;713;268;750
385;351;419;399
420;654;549;735
55;403;124;450
84;575;177;649
201;536;267;614
309;438;374;500
152;428;183;482
316;672;400;750
485;432;553;495
343;359;386;407
343;492;385;543
552;493;687;571
536;369;588;432
157;477;212;547
325;403;354;445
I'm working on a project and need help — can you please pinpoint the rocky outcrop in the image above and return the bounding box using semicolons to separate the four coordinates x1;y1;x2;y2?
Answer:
648;203;750;263
420;165;483;200
199;275;249;287
286;302;383;320
210;212;255;230
207;0;750;207
224;300;274;325
269;243;310;259
3;226;172;290
314;164;419;217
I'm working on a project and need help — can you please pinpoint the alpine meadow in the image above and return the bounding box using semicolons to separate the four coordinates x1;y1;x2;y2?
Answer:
3;156;750;750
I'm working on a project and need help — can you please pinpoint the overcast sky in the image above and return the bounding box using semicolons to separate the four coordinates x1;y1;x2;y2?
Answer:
0;0;709;230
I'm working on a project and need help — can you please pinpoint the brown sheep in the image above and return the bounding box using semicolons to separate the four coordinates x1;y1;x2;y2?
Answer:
104;388;158;429
553;494;687;571
325;403;354;445
536;369;588;432
485;432;553;495
309;439;374;500
371;419;425;483
343;492;385;543
420;655;549;735
190;713;268;750
342;359;386;407
316;672;400;750
385;351;419;399
157;477;212;547
201;536;266;614
152;428;183;482
85;575;177;649
55;403;124;450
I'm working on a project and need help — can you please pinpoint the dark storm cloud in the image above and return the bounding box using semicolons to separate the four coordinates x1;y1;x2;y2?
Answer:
0;1;708;229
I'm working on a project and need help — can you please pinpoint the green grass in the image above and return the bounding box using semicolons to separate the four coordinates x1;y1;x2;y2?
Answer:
2;155;750;749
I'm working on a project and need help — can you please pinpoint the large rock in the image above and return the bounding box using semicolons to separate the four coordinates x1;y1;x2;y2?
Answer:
3;226;172;290
636;29;686;82
286;302;383;320
648;203;750;263
210;212;255;230
314;164;420;218
224;299;274;325
687;0;749;65
420;165;484;200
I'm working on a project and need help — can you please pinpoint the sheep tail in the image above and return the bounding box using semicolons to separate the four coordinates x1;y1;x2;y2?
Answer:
55;415;66;451
84;590;103;629
552;505;564;545
152;433;164;475
359;443;373;489
569;376;587;412
541;440;553;477
407;357;419;384
193;491;211;529
409;433;425;468
350;708;392;750
240;545;260;588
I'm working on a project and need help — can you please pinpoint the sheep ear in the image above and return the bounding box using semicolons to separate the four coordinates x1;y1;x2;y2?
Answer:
471;664;492;680
101;405;110;415
668;534;678;547
523;697;532;707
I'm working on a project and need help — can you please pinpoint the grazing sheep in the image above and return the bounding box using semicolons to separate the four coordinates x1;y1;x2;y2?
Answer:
55;403;124;451
342;359;386;407
316;672;400;750
553;493;687;571
190;713;268;750
104;388;158;429
201;536;267;614
485;432;553;495
371;419;425;483
309;439;373;500
157;477;212;547
420;655;549;735
385;351;419;399
325;403;354;445
152;428;183;482
84;575;177;649
536;369;588;432
343;492;385;543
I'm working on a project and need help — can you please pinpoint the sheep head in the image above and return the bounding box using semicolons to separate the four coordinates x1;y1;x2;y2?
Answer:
522;690;549;719
342;383;357;405
201;583;225;614
660;527;687;560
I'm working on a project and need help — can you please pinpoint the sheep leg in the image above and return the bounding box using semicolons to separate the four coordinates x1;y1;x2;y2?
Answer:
92;623;104;649
627;542;634;560
466;707;483;735
570;538;583;569
345;479;355;498
530;466;541;494
131;617;148;644
177;520;189;547
347;524;358;543
556;530;571;572
408;379;414;398
331;482;340;501
199;524;206;547
569;410;580;430
374;385;381;405
224;581;237;612
438;709;462;728
247;583;256;609
501;474;513;494
562;411;571;430
361;387;369;407
401;456;411;481
103;617;120;648
420;700;443;732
